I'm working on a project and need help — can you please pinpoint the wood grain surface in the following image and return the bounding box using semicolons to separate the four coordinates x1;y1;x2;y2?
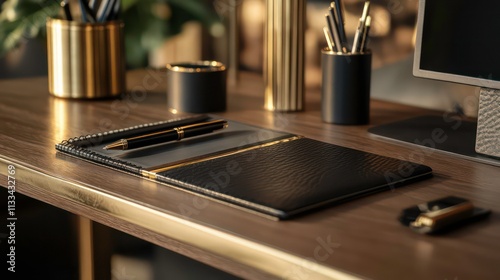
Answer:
0;69;499;279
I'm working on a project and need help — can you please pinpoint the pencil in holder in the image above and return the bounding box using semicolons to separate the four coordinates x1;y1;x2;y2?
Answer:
321;49;372;125
46;18;126;99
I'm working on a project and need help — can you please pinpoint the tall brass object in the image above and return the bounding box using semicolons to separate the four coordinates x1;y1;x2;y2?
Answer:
264;0;305;111
47;18;126;99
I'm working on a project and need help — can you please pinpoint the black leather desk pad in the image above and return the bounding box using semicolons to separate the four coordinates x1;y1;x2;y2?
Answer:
156;137;432;219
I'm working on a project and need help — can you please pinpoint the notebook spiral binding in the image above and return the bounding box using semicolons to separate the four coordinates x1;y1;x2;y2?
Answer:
56;139;143;174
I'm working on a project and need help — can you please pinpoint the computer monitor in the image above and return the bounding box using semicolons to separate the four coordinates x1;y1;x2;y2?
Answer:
413;0;500;89
369;0;500;166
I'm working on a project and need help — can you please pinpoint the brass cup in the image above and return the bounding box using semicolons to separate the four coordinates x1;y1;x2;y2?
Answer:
46;18;126;99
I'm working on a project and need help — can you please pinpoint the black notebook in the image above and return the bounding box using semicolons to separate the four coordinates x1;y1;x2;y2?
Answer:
56;115;432;219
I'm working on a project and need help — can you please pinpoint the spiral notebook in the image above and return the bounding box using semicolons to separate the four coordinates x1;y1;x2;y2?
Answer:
56;115;432;219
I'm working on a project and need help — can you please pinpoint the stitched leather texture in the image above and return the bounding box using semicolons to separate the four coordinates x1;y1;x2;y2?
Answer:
158;138;432;218
476;88;500;158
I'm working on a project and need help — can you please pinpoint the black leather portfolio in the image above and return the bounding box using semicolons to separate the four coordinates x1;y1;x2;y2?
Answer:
56;115;432;219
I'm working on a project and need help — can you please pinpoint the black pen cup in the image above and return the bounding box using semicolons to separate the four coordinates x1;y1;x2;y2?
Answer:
321;50;372;125
166;61;227;114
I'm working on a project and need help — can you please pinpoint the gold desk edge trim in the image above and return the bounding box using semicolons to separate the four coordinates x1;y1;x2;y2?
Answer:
0;156;362;280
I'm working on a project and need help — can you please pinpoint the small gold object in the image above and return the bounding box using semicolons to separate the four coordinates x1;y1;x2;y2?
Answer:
174;127;185;140
103;139;128;151
46;18;126;99
410;201;474;232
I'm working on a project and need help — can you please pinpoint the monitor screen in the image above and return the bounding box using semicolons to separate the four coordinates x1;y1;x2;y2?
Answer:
413;0;500;89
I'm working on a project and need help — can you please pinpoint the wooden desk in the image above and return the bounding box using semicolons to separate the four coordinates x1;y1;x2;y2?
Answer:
1;70;499;279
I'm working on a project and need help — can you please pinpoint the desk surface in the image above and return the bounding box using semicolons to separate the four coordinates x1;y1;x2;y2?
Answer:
1;70;499;279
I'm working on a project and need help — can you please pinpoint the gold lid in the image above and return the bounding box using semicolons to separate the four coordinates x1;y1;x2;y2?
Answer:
166;61;226;73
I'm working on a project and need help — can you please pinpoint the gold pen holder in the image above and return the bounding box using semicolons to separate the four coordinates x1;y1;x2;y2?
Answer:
46;18;126;99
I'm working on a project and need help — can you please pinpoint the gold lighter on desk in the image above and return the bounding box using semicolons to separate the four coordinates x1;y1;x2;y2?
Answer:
399;196;491;234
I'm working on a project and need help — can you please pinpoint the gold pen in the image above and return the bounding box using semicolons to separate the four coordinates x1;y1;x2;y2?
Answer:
351;1;371;53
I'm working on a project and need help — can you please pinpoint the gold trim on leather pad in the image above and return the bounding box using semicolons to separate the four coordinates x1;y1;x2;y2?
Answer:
142;136;302;179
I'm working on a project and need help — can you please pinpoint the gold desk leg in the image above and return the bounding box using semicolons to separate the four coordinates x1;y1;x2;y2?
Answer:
78;216;94;280
77;216;112;280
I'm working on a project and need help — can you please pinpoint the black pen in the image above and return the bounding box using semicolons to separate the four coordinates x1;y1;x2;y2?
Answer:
103;119;229;150
59;0;72;21
79;0;96;23
98;0;116;22
327;7;343;53
333;0;348;52
325;14;340;53
108;0;121;21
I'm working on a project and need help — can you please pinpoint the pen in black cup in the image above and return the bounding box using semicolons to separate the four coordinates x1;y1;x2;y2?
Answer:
327;6;344;53
323;27;335;51
352;19;363;53
103;119;229;150
325;14;340;53
333;0;348;52
351;1;370;53
360;16;371;52
328;2;347;53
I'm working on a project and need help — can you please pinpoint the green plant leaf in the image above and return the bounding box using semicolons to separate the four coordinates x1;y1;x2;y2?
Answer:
121;0;142;12
122;0;221;68
0;0;59;56
167;0;219;26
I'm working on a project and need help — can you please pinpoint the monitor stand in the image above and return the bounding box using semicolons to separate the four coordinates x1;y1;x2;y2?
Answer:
368;115;500;167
